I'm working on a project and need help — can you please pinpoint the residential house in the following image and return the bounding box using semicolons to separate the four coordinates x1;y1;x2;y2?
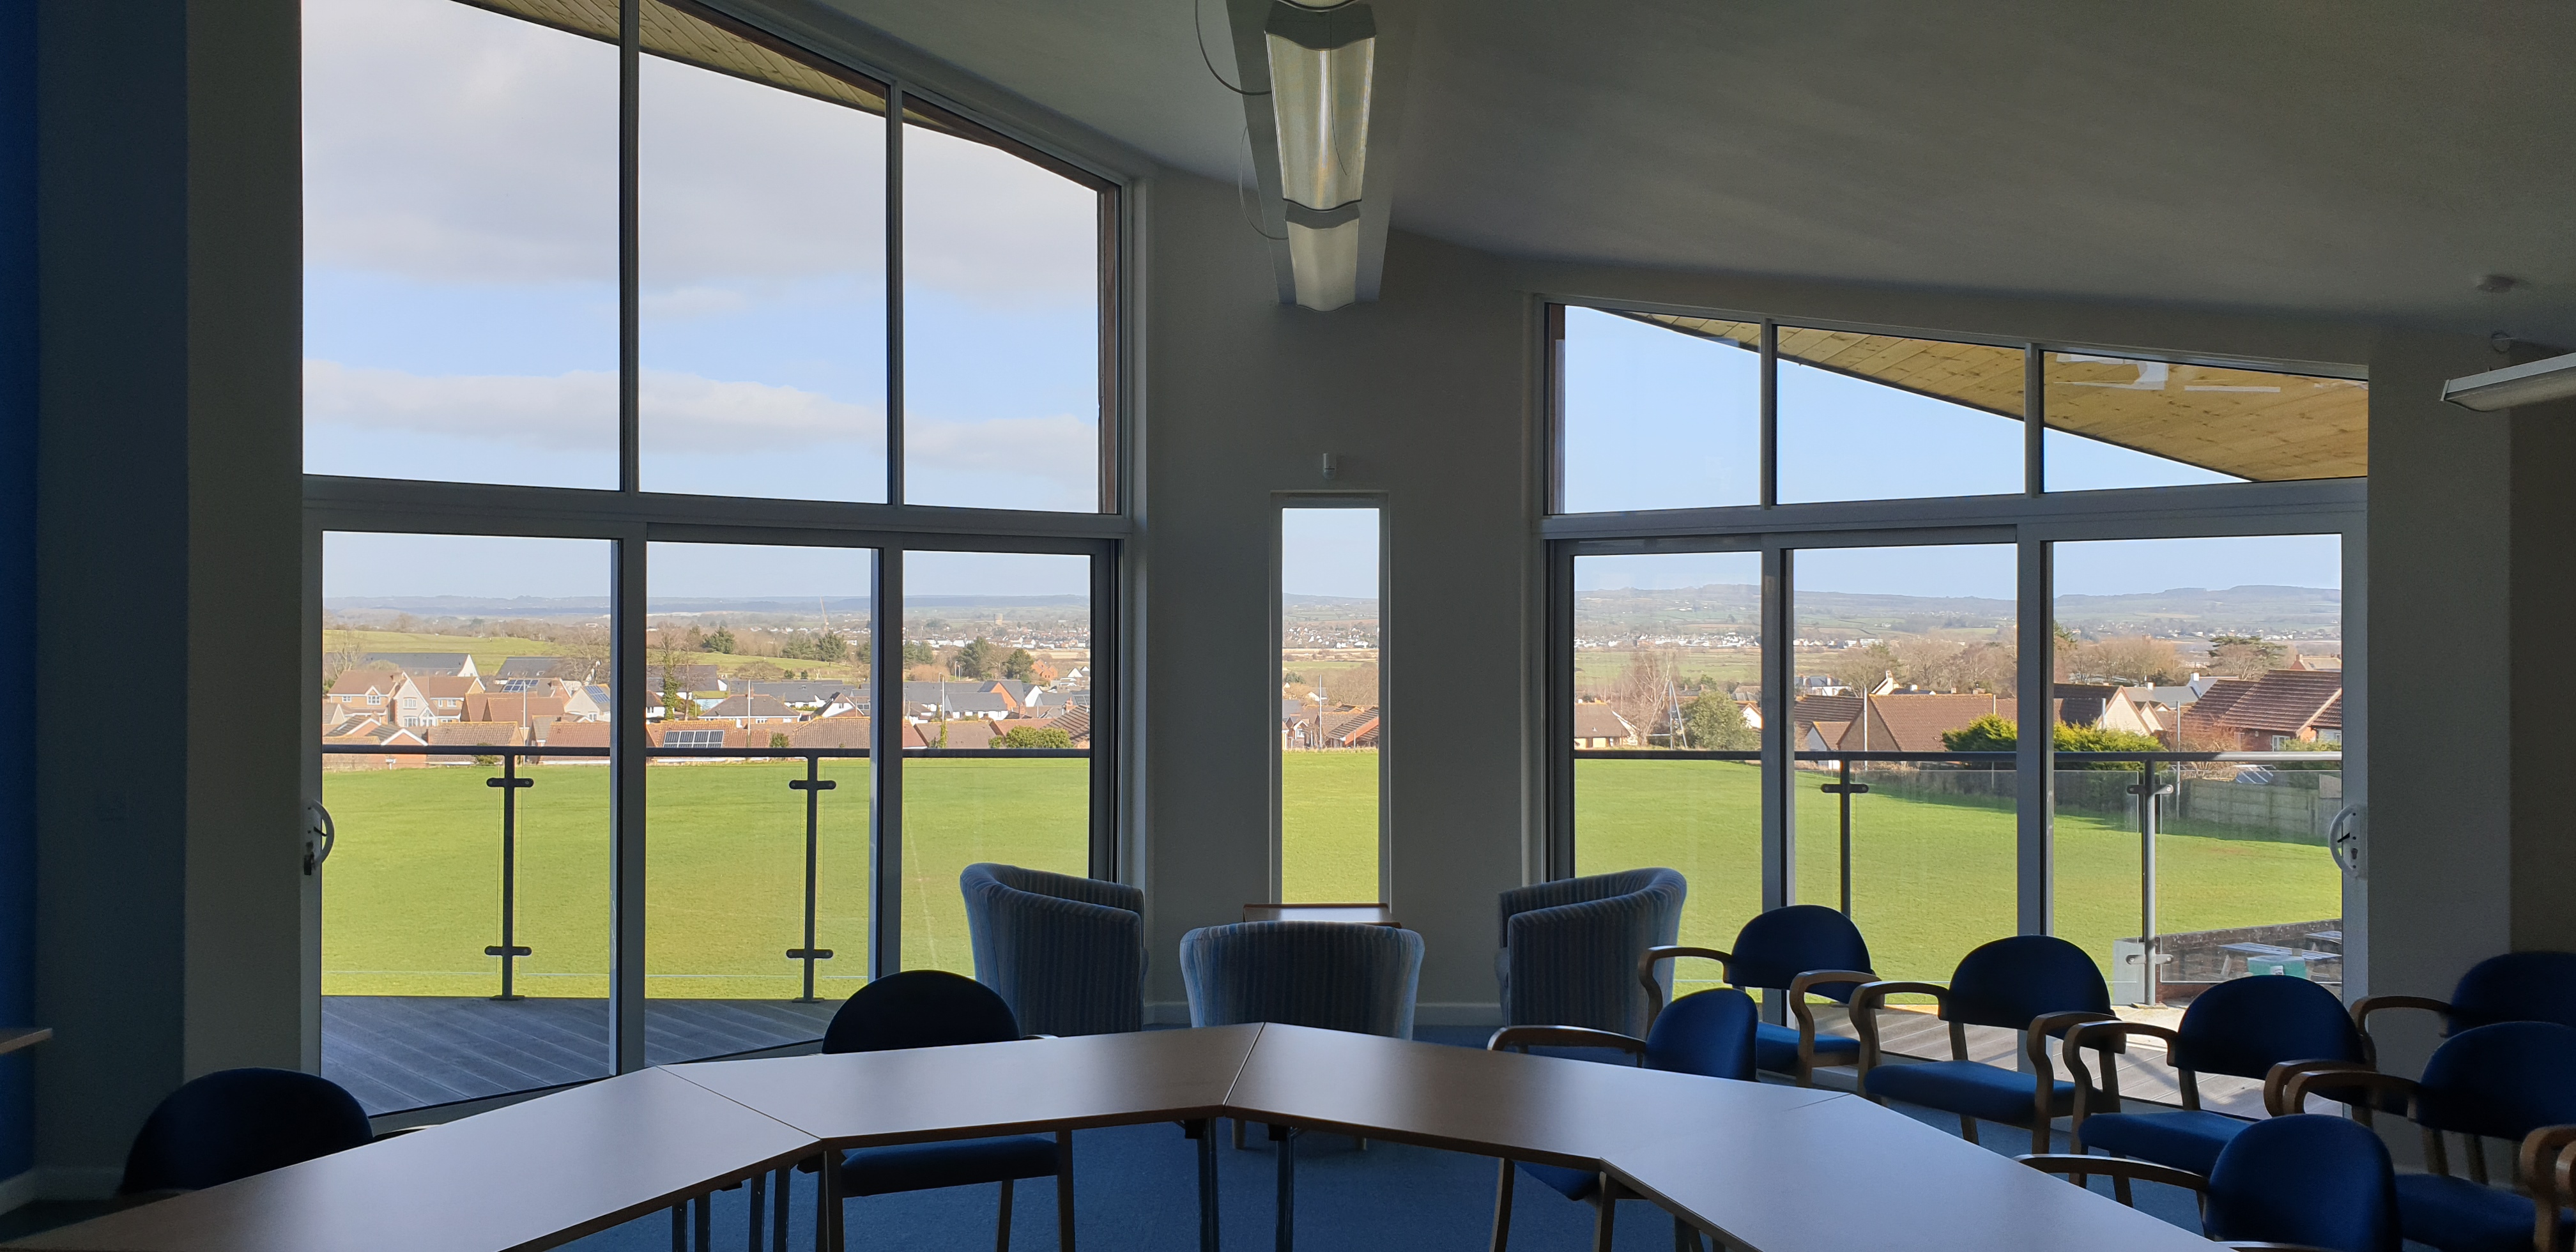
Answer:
735;680;865;710
1040;705;1092;747
651;720;746;751
321;718;429;770
1832;692;2004;754
918;719;1001;750
903;682;1018;717
1571;704;1636;749
495;655;602;685
1790;694;1864;748
323;669;405;722
1027;689;1091;712
535;719;610;763
642;664;723;693
410;674;485;725
782;717;870;750
2184;668;2343;751
463;692;574;745
700;693;802;724
363;652;477;678
1322;707;1381;749
424;721;526;765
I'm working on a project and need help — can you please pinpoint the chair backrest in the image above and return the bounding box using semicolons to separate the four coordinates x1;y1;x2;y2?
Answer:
2172;974;2366;1080
1728;905;1871;1000
1496;868;1685;946
2203;1114;2399;1252
1179;921;1423;1039
1943;935;2109;1032
823;969;1022;1054
958;862;1145;1036
2448;951;2576;1033
2412;1021;2576;1141
119;1068;374;1195
1644;988;1757;1081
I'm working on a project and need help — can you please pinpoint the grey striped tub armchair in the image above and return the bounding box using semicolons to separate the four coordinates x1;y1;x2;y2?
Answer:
1177;920;1423;1039
959;862;1144;1037
1496;867;1687;1037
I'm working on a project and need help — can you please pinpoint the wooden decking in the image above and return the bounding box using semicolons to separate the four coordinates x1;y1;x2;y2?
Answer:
1811;1004;2264;1117
321;996;839;1115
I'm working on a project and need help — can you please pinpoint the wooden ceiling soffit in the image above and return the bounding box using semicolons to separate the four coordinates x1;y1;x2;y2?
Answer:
1633;314;2366;482
458;0;889;115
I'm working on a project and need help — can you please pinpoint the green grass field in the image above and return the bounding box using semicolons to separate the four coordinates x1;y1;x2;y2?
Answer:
321;754;2334;1002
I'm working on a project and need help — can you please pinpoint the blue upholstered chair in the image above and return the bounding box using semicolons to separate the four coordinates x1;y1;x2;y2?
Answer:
120;1068;375;1196
824;971;1074;1252
1486;988;1757;1252
2022;1113;2402;1252
1496;869;1686;1037
2354;950;2576;1068
2280;1021;2576;1252
2058;974;2366;1176
960;862;1144;1037
1639;904;1874;1085
1178;920;1423;1039
1853;934;2117;1154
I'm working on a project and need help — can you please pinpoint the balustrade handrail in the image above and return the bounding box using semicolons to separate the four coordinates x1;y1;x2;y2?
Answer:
1572;748;2340;763
319;744;1090;759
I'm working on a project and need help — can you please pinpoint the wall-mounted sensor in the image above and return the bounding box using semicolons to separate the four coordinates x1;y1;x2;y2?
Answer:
1321;452;1341;480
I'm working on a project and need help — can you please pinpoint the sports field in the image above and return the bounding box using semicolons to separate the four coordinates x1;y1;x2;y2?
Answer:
319;754;2334;1002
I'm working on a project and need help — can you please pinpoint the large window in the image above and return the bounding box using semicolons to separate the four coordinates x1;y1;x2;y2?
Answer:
306;0;1124;1113
1549;303;2360;1085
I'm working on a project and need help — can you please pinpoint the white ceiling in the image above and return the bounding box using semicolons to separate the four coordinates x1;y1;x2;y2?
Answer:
818;0;2576;346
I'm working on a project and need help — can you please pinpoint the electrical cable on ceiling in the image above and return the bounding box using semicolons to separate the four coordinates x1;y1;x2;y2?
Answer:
1194;0;1268;95
1236;123;1286;241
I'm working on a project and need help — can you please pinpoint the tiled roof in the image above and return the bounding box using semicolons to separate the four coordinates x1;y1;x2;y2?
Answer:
2213;669;2342;733
2186;678;2258;727
1793;695;1864;731
425;722;526;747
783;717;870;749
2053;683;2116;728
1842;692;2001;753
1572;705;1633;742
411;675;484;699
1043;706;1093;744
328;670;402;696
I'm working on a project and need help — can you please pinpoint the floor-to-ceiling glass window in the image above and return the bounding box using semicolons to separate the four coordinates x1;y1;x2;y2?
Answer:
307;0;1123;1113
318;531;614;1111
1547;302;2362;1091
1277;504;1383;903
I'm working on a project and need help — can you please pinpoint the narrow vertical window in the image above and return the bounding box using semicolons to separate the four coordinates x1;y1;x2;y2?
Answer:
1278;505;1383;902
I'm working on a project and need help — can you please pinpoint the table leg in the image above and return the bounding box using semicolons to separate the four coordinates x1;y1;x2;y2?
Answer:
748;1173;766;1252
671;1203;686;1252
773;1166;790;1252
813;1152;843;1252
1187;1120;1220;1252
1671;1212;1702;1252
1489;1159;1515;1252
1590;1175;1616;1252
1268;1124;1293;1252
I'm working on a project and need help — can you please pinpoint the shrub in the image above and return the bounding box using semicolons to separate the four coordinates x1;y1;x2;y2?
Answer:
996;726;1074;750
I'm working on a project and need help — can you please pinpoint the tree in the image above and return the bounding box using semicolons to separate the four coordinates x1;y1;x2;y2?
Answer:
1940;714;2163;767
1003;648;1039;683
953;637;1003;680
654;636;700;721
703;627;737;655
997;725;1074;749
1821;641;1901;696
2066;634;2188;686
2207;634;2286;679
1611;650;1683;744
768;731;791;749
1680;691;1757;750
901;639;937;669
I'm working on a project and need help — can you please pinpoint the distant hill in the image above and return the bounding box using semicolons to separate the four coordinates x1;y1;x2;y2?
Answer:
326;593;1090;618
1574;583;2338;638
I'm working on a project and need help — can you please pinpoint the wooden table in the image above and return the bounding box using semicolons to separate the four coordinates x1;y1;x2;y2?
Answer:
12;1023;2218;1252
1239;903;1399;926
8;1069;820;1252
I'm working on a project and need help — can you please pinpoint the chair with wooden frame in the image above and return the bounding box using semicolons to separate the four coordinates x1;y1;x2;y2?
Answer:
1485;988;1757;1252
1637;904;1874;1087
2274;1021;2576;1252
2021;1112;2402;1252
2351;950;2576;1069
1851;934;2120;1154
2058;974;2367;1179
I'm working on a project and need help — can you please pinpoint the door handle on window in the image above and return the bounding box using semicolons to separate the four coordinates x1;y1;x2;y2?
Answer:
303;801;336;876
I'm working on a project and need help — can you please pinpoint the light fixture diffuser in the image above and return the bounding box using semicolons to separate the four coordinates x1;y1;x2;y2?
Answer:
2441;351;2576;411
1264;3;1375;213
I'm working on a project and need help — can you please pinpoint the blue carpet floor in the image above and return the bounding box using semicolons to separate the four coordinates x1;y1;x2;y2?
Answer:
565;1027;2210;1252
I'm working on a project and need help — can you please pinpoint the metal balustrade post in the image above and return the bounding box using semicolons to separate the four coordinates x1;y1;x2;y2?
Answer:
2129;762;2171;1007
786;753;838;1002
1816;758;1869;918
486;751;535;1000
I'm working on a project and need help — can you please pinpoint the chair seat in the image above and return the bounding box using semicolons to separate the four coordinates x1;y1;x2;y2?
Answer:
841;1136;1060;1197
1753;1022;1857;1074
2395;1172;2573;1252
1517;1161;1597;1202
1864;1060;2077;1126
2076;1109;2245;1175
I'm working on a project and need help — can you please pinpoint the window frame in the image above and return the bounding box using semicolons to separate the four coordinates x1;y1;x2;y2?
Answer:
1538;297;2366;993
300;0;1135;1085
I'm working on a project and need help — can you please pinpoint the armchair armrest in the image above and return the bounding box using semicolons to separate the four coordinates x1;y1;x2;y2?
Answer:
2351;994;2451;1065
1487;1025;1648;1062
2025;1011;2122;1131
1786;970;1876;1063
2279;1065;2416;1128
2060;1020;2178;1127
2518;1125;2576;1230
1848;980;1949;1077
2262;1058;2372;1116
1637;945;1734;1023
2017;1152;2210;1197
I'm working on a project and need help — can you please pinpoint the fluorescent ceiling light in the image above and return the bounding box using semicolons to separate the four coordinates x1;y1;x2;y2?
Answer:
2442;351;2576;411
1265;3;1375;213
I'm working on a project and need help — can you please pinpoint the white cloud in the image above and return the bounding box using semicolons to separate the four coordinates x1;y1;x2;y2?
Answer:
307;360;1096;482
640;286;753;321
306;0;1097;307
